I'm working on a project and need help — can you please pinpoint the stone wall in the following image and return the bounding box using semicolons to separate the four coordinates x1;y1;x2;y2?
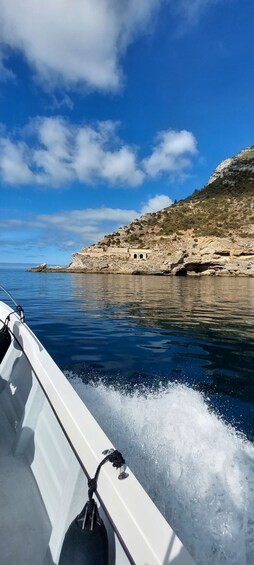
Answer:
68;236;254;276
78;246;151;260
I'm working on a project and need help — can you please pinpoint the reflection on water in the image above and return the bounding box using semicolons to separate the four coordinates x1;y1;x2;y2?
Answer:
0;269;253;440
69;275;254;439
71;274;254;337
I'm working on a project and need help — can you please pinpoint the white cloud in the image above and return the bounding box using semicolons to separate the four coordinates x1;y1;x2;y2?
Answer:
0;0;161;91
34;117;73;185
0;117;143;187
0;138;33;184
141;194;173;214
101;147;144;185
32;208;138;234
143;129;197;178
72;123;144;186
0;1;223;90
0;206;139;252
0;194;173;247
0;119;198;187
0;191;181;258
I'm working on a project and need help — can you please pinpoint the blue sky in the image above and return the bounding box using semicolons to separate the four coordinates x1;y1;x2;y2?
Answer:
0;0;253;264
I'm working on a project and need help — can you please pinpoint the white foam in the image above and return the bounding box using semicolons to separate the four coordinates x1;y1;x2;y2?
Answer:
67;373;254;565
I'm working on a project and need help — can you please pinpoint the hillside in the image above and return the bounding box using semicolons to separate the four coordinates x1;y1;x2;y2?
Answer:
97;146;254;248
48;146;254;276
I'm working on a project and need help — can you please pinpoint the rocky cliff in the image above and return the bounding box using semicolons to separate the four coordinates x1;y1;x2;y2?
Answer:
40;146;254;277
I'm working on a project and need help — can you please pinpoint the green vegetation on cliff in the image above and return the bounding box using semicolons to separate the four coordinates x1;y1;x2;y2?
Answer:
97;146;254;248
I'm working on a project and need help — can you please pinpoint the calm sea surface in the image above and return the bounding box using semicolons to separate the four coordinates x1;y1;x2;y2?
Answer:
1;264;253;440
1;265;254;564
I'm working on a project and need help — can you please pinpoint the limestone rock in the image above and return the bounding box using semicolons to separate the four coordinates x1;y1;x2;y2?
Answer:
28;263;47;272
36;145;254;277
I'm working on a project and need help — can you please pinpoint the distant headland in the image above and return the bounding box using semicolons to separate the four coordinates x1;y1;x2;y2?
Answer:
29;146;254;277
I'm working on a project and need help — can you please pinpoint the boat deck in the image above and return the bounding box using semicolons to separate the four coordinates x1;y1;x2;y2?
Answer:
0;301;196;565
0;403;54;565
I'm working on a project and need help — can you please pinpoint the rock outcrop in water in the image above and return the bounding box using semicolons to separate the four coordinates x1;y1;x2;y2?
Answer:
33;146;254;277
29;263;47;272
28;263;66;272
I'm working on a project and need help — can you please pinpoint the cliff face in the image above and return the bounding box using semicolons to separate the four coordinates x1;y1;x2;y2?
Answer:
206;146;254;187
69;146;254;276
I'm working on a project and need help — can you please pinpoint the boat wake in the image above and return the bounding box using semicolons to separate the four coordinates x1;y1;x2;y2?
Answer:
66;373;254;565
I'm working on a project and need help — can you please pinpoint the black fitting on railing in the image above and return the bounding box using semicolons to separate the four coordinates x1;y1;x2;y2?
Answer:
87;449;127;501
16;305;25;322
0;286;25;323
108;449;126;469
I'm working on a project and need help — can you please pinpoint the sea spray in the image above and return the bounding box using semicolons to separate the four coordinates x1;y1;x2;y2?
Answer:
66;373;254;565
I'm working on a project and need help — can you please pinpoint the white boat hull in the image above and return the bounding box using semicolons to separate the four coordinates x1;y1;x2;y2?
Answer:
0;300;195;565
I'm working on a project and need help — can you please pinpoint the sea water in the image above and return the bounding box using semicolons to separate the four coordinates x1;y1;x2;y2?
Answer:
0;266;253;564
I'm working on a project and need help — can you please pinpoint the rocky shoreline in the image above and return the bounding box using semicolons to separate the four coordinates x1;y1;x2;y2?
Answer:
29;146;254;277
28;235;254;277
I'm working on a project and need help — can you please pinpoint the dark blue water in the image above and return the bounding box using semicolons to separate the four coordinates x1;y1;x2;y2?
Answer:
1;264;253;442
1;265;254;564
